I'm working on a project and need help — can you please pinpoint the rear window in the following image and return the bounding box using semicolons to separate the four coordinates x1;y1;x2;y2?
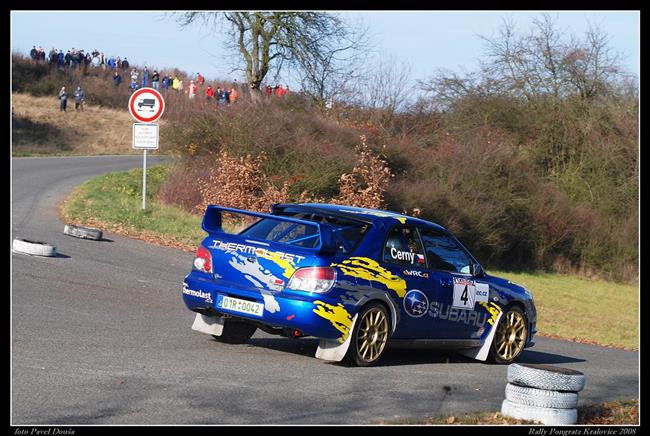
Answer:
239;212;370;254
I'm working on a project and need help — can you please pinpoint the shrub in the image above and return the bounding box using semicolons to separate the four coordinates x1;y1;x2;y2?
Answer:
193;150;290;214
334;135;393;209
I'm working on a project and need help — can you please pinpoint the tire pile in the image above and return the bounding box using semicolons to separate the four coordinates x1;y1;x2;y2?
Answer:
501;363;586;425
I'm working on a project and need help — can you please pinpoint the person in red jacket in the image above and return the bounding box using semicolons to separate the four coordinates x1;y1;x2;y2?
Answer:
205;85;215;100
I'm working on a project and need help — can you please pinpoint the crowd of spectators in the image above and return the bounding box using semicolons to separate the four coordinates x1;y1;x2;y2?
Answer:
27;45;291;110
30;45;131;72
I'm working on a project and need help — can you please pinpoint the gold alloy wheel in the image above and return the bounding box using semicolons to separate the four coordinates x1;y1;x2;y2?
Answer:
495;309;527;361
357;308;389;363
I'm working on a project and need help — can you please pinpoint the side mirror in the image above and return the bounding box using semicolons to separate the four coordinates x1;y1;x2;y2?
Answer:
472;263;485;277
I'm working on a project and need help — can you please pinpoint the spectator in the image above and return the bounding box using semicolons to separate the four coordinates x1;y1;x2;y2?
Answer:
64;50;72;68
73;86;86;111
228;86;238;103
142;67;149;88
58;86;68;112
151;70;160;89
57;50;65;68
130;78;138;93
172;76;180;91
100;53;106;69
205;85;214;100
130;68;139;86
265;85;273;97
92;49;99;58
91;55;100;68
187;80;197;99
113;71;122;87
122;57;130;70
196;72;204;86
217;86;229;105
116;56;122;70
30;46;38;61
49;48;57;65
107;56;116;70
70;48;78;69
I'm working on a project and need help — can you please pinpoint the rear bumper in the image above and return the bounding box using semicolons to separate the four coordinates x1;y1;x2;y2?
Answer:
182;272;354;341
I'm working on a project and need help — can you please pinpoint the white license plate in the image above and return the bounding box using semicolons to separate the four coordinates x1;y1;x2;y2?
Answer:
217;295;264;317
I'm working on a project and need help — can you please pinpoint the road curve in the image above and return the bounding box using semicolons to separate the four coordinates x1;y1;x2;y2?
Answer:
11;156;639;425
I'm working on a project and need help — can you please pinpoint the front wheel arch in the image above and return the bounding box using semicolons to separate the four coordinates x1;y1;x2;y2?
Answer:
489;304;528;364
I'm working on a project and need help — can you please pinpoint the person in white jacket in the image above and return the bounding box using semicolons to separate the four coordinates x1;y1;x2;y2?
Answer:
188;80;197;99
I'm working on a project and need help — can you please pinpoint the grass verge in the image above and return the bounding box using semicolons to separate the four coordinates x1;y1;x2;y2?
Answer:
380;399;639;425
60;165;205;252
60;167;639;351
490;270;638;350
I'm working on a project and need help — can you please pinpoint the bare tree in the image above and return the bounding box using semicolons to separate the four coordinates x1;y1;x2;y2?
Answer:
175;12;366;103
477;13;626;101
422;13;629;106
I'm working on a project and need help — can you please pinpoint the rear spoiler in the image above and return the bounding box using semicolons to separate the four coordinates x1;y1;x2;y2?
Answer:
201;205;338;255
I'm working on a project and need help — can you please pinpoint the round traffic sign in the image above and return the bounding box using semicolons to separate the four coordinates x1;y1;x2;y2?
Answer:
128;87;165;123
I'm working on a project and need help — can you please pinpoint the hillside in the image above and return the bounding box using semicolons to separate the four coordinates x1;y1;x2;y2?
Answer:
11;53;639;281
12;92;144;156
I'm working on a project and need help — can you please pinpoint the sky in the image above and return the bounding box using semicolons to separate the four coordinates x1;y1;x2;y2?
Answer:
11;10;640;92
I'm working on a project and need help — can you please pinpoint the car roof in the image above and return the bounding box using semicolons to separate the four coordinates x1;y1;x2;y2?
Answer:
274;203;448;232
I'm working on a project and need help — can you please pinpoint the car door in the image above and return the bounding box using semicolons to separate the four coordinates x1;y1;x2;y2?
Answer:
378;225;439;339
419;228;487;340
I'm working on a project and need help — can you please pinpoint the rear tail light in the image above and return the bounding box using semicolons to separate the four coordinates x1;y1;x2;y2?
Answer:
193;245;212;273
286;267;336;294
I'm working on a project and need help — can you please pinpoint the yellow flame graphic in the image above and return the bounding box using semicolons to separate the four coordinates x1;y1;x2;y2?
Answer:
330;257;407;298
313;300;353;343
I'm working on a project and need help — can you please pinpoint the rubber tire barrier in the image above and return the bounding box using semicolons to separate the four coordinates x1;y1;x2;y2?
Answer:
505;383;578;409
508;363;586;392
501;399;577;425
12;238;57;257
64;224;103;241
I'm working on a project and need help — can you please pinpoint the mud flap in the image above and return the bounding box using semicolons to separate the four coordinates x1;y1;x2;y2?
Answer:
191;313;224;336
315;314;358;362
458;311;503;361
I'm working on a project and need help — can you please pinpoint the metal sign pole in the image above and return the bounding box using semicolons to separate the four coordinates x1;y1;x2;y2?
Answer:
142;149;147;210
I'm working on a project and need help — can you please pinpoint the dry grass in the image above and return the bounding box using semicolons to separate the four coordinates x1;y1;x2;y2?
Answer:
380;399;639;425
11;92;166;156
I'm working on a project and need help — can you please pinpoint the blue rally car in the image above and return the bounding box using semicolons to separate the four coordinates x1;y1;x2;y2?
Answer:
182;203;537;366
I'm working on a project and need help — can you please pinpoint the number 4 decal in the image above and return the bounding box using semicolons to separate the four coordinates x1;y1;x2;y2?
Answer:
453;278;476;309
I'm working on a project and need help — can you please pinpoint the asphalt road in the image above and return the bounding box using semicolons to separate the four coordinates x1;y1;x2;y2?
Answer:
11;156;639;425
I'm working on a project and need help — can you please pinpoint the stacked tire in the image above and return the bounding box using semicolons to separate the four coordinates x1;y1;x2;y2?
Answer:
501;363;585;425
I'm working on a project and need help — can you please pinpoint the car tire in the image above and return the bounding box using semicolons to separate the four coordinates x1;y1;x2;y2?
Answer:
501;399;577;425
212;319;257;344
12;238;56;257
346;301;390;367
507;363;586;392
505;383;579;409
64;224;103;241
488;305;528;364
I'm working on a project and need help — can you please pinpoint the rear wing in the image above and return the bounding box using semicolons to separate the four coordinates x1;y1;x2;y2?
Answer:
201;205;338;255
